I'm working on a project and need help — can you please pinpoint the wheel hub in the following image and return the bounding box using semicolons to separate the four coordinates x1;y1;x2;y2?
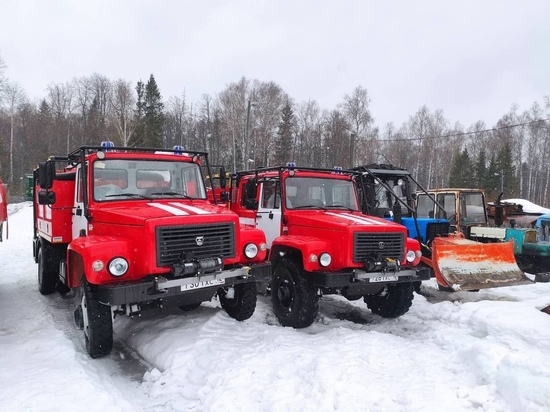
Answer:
277;279;294;309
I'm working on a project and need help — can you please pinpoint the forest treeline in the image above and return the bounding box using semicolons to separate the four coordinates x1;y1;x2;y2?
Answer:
0;53;549;206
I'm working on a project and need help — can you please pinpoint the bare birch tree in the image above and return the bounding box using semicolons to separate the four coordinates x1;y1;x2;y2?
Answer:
339;86;373;167
3;81;26;183
110;79;136;146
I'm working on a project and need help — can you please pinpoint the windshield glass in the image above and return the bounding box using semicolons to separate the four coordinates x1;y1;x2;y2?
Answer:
284;176;359;210
461;192;487;224
93;159;206;201
416;194;435;218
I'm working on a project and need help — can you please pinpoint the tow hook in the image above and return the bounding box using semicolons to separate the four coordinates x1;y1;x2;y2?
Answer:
74;305;84;330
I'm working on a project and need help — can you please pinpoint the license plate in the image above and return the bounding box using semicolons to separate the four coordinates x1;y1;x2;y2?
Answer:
370;276;399;283
181;278;225;291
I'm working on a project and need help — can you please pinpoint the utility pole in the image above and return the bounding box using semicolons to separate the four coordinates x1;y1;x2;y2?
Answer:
494;170;504;194
244;99;257;169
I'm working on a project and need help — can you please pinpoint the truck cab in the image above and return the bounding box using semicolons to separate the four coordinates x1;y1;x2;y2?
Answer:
230;164;429;328
33;144;270;358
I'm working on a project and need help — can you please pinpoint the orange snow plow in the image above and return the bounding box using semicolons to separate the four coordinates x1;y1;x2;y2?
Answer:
424;236;532;291
415;188;536;291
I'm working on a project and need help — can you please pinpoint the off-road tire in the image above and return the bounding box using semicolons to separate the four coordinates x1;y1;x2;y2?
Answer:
178;302;202;312
81;278;113;358
364;282;415;318
38;245;58;295
272;258;318;328
219;283;257;321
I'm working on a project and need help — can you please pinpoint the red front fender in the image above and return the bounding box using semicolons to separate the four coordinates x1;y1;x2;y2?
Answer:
67;236;133;287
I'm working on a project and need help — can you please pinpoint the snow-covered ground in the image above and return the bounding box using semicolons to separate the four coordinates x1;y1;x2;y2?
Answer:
2;203;550;411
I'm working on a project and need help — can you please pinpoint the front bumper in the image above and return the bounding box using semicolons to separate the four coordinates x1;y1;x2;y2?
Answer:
311;266;431;288
97;261;271;305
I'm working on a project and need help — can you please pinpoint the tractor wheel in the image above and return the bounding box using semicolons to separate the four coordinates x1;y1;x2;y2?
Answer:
37;245;58;295
364;282;414;318
271;258;318;328
178;302;202;312
80;278;113;358
218;283;257;321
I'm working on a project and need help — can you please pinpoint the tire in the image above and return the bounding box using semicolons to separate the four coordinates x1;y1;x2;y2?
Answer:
37;245;58;295
178;302;202;312
218;282;257;321
80;278;113;358
364;282;415;318
271;258;318;328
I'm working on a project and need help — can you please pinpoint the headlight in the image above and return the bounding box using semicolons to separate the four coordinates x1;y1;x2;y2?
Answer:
244;243;258;259
406;250;416;263
319;253;332;267
108;257;129;276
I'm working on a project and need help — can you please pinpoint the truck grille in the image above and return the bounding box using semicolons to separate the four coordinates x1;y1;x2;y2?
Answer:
353;232;404;262
156;223;236;267
426;222;450;241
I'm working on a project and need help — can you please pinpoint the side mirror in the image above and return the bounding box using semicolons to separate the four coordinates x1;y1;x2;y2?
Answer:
245;179;257;199
244;179;258;210
38;161;55;189
38;190;56;205
219;167;227;189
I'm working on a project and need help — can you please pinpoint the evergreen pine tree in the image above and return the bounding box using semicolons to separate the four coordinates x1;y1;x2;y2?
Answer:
143;74;165;147
129;80;146;147
496;141;517;197
448;149;473;188
485;154;499;201
274;103;294;165
475;148;487;188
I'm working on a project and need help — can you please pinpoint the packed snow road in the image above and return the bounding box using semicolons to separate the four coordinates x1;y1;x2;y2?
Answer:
1;204;550;411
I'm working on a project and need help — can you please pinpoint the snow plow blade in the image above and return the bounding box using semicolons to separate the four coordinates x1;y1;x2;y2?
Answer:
429;237;533;291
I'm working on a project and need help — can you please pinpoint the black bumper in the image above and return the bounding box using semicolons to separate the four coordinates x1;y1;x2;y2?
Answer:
97;261;271;306
311;266;431;288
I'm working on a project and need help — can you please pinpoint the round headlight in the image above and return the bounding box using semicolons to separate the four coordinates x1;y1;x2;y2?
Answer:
319;253;332;267
108;257;128;276
406;250;416;263
92;260;104;272
244;243;258;259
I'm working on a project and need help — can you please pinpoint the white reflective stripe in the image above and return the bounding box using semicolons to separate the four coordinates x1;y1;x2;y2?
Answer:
169;203;210;215
239;217;256;226
148;203;189;215
342;213;386;225
325;212;385;225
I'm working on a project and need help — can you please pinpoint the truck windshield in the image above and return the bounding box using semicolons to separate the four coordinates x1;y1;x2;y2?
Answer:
461;192;487;224
285;177;359;210
93;159;206;201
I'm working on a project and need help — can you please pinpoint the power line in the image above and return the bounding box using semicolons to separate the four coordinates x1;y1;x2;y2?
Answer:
377;117;550;143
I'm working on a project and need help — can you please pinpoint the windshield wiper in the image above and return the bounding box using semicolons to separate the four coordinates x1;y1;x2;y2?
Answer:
148;191;194;200
291;205;326;210
105;193;152;199
326;205;357;212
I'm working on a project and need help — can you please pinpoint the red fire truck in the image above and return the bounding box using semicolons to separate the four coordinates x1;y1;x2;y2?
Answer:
33;143;270;358
229;164;429;328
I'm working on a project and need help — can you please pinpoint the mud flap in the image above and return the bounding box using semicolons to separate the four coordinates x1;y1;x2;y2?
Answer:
428;237;532;291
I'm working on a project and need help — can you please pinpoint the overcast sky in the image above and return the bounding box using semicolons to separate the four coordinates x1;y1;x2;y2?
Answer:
1;0;549;128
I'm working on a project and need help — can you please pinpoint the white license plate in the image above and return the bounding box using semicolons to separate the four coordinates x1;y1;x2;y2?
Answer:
370;276;399;283
181;278;225;291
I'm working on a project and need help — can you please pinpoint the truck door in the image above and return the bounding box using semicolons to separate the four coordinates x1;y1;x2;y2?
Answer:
72;165;88;239
256;180;282;247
